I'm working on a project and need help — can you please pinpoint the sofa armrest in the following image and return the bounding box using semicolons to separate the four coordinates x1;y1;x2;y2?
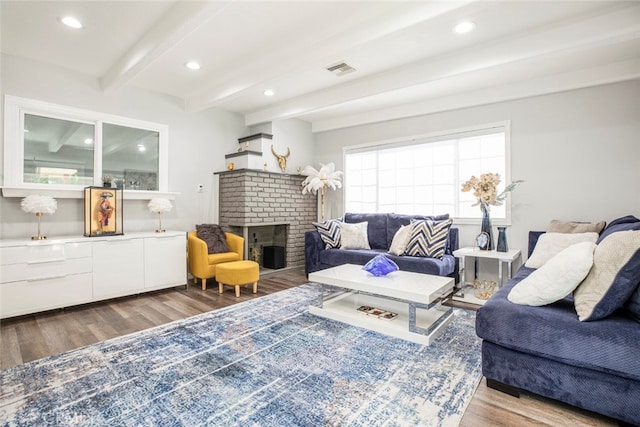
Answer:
225;232;244;259
188;231;209;279
305;230;325;275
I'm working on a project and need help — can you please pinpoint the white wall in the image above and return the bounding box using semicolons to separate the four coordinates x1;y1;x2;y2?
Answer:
250;118;315;174
314;80;640;277
0;54;248;238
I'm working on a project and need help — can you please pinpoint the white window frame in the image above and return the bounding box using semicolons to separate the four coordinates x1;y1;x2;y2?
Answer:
342;121;513;225
2;95;174;199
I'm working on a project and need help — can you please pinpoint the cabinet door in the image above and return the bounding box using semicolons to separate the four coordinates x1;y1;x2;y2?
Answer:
93;238;144;298
144;234;186;289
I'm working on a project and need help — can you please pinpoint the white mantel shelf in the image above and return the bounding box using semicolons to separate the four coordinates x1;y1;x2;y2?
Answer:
1;187;178;200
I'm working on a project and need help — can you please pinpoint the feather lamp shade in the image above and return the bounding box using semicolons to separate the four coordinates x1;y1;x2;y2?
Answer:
148;198;172;233
21;195;58;240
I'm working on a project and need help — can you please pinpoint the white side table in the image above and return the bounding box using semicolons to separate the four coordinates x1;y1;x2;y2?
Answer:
453;247;522;288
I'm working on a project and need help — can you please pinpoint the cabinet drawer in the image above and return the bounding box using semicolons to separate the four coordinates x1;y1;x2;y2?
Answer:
0;242;92;266
0;257;92;284
1;272;93;319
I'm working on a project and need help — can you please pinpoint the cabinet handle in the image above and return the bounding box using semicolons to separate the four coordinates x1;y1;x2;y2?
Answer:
27;258;65;265
26;274;67;282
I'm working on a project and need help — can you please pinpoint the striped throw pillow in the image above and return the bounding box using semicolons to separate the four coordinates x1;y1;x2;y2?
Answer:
313;219;342;249
405;219;453;259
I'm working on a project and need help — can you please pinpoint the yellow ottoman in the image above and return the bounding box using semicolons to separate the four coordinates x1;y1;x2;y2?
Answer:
216;260;259;297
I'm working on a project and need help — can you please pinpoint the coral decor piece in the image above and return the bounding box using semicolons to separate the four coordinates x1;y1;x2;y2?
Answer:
362;254;399;277
148;198;173;233
21;195;58;240
301;162;343;221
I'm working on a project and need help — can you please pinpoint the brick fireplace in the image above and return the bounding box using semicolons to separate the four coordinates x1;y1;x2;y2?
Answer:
217;169;317;269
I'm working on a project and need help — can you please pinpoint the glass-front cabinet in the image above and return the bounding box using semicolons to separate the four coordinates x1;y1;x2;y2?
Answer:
3;95;169;199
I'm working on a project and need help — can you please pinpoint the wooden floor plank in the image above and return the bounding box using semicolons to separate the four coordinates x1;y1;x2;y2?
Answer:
0;266;619;425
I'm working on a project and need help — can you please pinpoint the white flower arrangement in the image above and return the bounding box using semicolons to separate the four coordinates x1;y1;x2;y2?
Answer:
21;195;58;214
301;162;343;221
148;198;173;213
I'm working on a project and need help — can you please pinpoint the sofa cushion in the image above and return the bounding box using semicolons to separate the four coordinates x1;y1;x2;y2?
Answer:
320;248;384;268
344;213;388;250
386;213;450;248
339;221;371;250
405;219;453;259
547;219;606;234
388;225;411;256
196;224;229;254
525;232;598;268
598;215;640;243
477;268;640;381
508;241;596;306
574;231;640;321
313;219;342;249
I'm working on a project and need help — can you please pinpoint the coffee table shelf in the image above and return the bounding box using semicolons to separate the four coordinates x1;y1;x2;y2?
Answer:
309;264;454;345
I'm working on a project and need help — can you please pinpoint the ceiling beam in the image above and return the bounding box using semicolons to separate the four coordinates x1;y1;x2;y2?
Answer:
185;0;476;112
100;0;232;94
310;58;640;132
244;3;640;127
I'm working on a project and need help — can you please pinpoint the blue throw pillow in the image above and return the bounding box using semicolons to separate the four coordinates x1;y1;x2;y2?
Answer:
598;215;640;243
404;219;453;259
574;230;640;321
313;219;341;249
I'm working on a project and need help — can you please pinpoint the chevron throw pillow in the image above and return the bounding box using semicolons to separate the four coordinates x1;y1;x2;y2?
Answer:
405;219;453;259
313;219;342;249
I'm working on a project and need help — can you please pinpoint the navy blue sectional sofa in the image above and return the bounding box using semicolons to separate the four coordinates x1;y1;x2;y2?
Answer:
304;212;459;280
476;230;640;425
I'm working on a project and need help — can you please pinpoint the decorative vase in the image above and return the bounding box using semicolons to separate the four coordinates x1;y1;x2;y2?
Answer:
481;204;493;251
497;226;508;252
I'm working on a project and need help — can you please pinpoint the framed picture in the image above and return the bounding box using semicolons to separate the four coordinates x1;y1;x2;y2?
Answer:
476;232;490;250
84;186;123;237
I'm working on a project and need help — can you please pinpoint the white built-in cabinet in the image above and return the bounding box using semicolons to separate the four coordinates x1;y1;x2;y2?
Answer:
0;231;186;319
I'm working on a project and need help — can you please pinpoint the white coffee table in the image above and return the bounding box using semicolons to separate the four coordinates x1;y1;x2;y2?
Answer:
309;264;454;345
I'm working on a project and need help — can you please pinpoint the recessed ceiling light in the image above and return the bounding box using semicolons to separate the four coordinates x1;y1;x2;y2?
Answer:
184;61;201;70
453;21;475;34
138;144;146;152
263;89;275;97
58;16;83;29
23;129;30;133
84;138;93;145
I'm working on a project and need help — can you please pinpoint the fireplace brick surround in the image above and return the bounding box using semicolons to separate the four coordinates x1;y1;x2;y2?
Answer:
218;169;317;268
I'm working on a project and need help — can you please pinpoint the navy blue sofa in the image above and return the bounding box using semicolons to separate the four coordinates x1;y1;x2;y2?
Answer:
476;231;640;425
304;212;459;280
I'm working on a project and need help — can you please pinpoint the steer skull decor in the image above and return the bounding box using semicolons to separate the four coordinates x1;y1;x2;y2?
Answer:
271;145;290;173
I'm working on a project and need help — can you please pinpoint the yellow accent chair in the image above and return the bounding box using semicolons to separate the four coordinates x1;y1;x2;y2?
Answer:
187;231;243;290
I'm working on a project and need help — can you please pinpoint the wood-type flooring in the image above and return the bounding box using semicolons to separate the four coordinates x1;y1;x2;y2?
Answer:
0;267;617;426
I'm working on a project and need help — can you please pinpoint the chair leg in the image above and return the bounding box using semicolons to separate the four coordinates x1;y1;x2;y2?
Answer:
235;285;240;297
219;282;224;294
201;278;206;291
252;281;257;294
193;277;197;284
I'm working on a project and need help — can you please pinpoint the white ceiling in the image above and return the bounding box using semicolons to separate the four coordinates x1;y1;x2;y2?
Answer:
2;1;639;132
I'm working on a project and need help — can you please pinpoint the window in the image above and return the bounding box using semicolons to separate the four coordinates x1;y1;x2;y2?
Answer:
344;122;511;222
3;96;168;197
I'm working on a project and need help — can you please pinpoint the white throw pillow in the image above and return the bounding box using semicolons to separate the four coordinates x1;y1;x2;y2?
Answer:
508;241;596;306
525;232;598;268
339;221;371;250
388;225;411;256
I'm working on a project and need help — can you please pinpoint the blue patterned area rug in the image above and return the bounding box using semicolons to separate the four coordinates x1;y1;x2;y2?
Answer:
0;283;482;426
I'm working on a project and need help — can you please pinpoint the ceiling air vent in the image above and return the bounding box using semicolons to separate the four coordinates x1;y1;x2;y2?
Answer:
326;62;356;76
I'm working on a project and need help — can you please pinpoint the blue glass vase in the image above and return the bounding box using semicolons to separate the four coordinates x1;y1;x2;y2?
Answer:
497;226;508;252
481;204;493;251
